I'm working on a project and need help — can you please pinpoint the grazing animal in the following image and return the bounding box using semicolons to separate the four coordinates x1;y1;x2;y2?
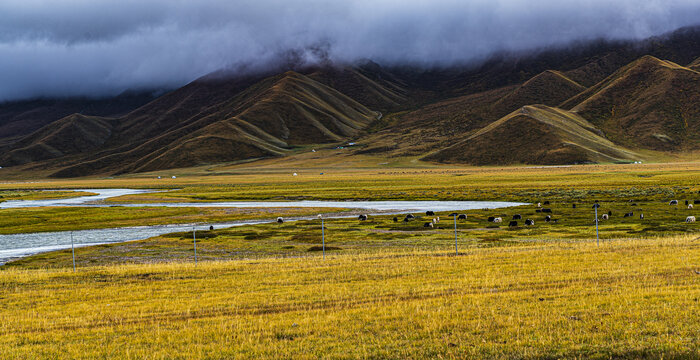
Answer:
608;211;612;216
537;202;541;208
624;212;633;218
393;217;398;222
535;209;542;213
276;217;284;224
358;214;368;221
694;200;700;204
426;211;435;216
436;216;440;222
449;212;458;217
493;217;503;223
689;204;694;209
686;216;696;223
601;214;609;220
403;217;410;223
487;216;495;222
209;225;214;231
631;203;637;206
509;220;518;227
512;214;522;220
545;215;552;222
670;200;678;205
543;201;550;205
457;214;467;220
572;204;576;208
525;219;534;226
432;218;437;224
405;214;415;219
686;200;689;206
424;222;434;228
592;203;600;208
541;208;552;213
640;214;644;219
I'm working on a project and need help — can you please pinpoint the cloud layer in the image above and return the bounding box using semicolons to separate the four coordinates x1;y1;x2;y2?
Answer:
1;0;699;101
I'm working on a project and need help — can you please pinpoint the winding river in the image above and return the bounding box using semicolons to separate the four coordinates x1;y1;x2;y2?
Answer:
0;189;527;264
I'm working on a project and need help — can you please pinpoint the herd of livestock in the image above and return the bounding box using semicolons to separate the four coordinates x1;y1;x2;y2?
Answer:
273;199;697;228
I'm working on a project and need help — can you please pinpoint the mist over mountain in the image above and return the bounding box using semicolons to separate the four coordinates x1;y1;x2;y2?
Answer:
2;0;700;101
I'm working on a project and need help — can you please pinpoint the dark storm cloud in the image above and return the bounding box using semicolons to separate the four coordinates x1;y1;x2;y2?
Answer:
1;0;699;101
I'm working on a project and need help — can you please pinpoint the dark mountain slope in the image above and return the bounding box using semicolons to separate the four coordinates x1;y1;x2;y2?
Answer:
423;105;641;165
306;62;408;111
0;114;114;166
356;69;588;157
493;70;585;113
0;91;157;147
48;71;377;176
689;57;700;70
562;56;700;151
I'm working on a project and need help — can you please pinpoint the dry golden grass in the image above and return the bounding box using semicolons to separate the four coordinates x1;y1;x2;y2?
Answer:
1;235;698;359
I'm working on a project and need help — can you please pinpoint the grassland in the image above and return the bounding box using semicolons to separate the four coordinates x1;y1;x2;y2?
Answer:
1;161;699;357
0;190;96;203
1;236;698;359
2;158;700;203
0;206;347;235
6;197;698;269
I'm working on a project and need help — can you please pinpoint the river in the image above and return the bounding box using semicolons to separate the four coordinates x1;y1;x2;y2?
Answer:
0;189;527;264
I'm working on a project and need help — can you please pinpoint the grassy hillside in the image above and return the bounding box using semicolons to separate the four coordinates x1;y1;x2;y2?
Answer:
493;70;585;111
0;114;114;166
1;236;698;358
355;69;588;158
39;72;378;176
0;91;156;147
424;105;641;165
563;56;700;151
307;62;409;111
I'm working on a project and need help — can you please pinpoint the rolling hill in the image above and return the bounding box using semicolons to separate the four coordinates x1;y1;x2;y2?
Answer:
423;105;641;165
0;91;157;147
2;70;379;177
562;56;700;151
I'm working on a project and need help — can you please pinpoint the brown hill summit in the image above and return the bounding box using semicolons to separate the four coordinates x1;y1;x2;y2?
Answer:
356;69;587;157
2;71;378;176
493;70;585;114
562;56;700;151
0;92;156;147
423;105;641;165
1;114;114;166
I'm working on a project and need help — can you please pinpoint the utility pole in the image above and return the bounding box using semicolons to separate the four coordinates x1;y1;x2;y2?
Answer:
71;231;76;272
453;214;458;255
318;214;325;259
193;226;197;264
594;204;599;246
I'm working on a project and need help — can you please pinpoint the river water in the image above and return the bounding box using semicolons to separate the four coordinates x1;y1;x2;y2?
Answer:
0;189;527;264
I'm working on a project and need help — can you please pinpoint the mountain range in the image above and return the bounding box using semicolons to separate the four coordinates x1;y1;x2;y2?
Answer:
1;26;699;177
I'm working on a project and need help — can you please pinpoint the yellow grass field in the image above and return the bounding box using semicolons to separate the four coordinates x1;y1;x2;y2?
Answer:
1;159;699;358
1;236;699;359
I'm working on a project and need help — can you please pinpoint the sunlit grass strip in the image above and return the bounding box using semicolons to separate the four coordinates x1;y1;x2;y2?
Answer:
1;235;698;358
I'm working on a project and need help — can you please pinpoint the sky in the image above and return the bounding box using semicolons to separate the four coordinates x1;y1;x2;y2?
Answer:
1;0;699;101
